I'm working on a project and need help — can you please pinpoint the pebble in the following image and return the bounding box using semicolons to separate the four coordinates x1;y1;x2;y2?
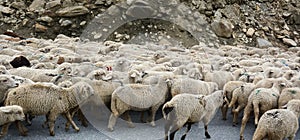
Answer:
283;38;297;47
35;23;48;32
246;28;255;37
56;6;89;17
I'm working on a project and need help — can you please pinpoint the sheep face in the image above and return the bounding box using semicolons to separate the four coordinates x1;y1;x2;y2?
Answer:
0;75;18;89
57;63;72;76
1;105;25;122
128;70;145;83
0;66;9;75
58;80;73;88
72;82;95;105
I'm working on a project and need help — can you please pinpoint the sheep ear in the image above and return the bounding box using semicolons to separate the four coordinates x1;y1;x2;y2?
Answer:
102;75;112;81
282;104;288;109
2;108;12;114
130;72;136;78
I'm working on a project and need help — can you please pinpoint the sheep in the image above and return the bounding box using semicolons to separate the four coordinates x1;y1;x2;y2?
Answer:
221;81;245;120
9;56;31;68
239;81;287;140
113;57;131;72
254;77;292;89
228;83;255;126
71;62;99;77
162;90;228;140
264;67;283;78
0;75;19;104
128;69;145;84
170;78;218;97
282;70;297;80
204;70;234;90
107;76;172;131
0;105;25;125
86;69;108;80
9;62;72;82
0;65;9;75
278;87;300;109
98;41;121;55
252;99;300;140
1;81;95;136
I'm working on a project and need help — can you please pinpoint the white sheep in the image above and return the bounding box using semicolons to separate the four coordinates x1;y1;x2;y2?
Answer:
264;67;283;78
239;81;286;140
252;99;300;140
228;83;255;126
9;62;72;82
0;65;9;75
221;81;245;120
170;78;218;97
162;90;227;140
278;87;300;109
0;75;19;104
107;76;172;131
0;105;25;125
1;82;94;136
204;70;234;90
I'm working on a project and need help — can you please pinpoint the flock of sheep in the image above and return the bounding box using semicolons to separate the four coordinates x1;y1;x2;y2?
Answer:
0;33;299;140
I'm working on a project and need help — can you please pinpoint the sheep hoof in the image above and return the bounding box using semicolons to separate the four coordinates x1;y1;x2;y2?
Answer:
107;127;114;132
150;122;156;127
65;127;70;132
222;118;227;121
75;127;80;132
240;136;244;140
20;132;28;136
128;123;135;128
50;132;55;136
82;122;88;127
205;132;211;139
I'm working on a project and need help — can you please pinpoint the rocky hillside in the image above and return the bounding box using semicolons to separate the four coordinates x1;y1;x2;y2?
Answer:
0;0;299;48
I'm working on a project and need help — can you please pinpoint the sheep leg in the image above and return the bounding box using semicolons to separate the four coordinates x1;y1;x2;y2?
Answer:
48;113;58;136
78;109;88;127
253;101;260;127
124;111;135;128
181;123;192;140
252;128;266;140
169;125;179;140
240;105;252;140
164;120;172;140
150;106;160;127
221;105;228;120
108;113;119;131
0;123;11;137
15;121;28;136
232;105;242;126
42;113;50;128
65;107;78;132
288;135;295;140
64;112;80;132
204;124;211;138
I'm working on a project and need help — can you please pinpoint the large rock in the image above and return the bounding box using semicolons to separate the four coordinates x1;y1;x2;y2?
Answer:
211;19;233;38
56;6;89;17
28;0;46;12
256;38;273;48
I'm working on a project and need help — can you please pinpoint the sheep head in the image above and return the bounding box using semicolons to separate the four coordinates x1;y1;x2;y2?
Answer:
1;105;25;122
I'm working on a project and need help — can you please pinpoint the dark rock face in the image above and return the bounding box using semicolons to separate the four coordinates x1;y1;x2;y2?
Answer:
10;56;31;68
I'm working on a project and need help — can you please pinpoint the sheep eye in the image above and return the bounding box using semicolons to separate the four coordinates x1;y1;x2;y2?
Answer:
2;79;7;83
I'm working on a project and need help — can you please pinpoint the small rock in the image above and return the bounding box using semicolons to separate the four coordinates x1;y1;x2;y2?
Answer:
211;19;233;38
60;20;72;26
246;28;255;37
35;23;47;32
262;26;269;32
37;16;53;23
256;38;273;48
0;6;14;14
283;38;297;47
80;21;87;26
11;1;26;10
56;6;89;17
28;0;46;12
45;0;61;9
95;0;105;5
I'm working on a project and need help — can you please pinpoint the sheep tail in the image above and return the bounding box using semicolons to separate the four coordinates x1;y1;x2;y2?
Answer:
228;91;238;108
162;102;174;120
110;95;119;116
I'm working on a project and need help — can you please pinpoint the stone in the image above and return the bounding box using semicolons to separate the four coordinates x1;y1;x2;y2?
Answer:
28;0;46;12
211;19;233;38
60;20;72;26
11;2;26;10
95;0;105;5
0;6;14;14
35;23;47;32
45;0;61;9
256;38;273;48
37;16;53;23
125;0;157;18
283;38;297;47
246;28;255;37
56;6;89;17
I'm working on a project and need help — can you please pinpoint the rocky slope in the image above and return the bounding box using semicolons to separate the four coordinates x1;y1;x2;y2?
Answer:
0;0;299;48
